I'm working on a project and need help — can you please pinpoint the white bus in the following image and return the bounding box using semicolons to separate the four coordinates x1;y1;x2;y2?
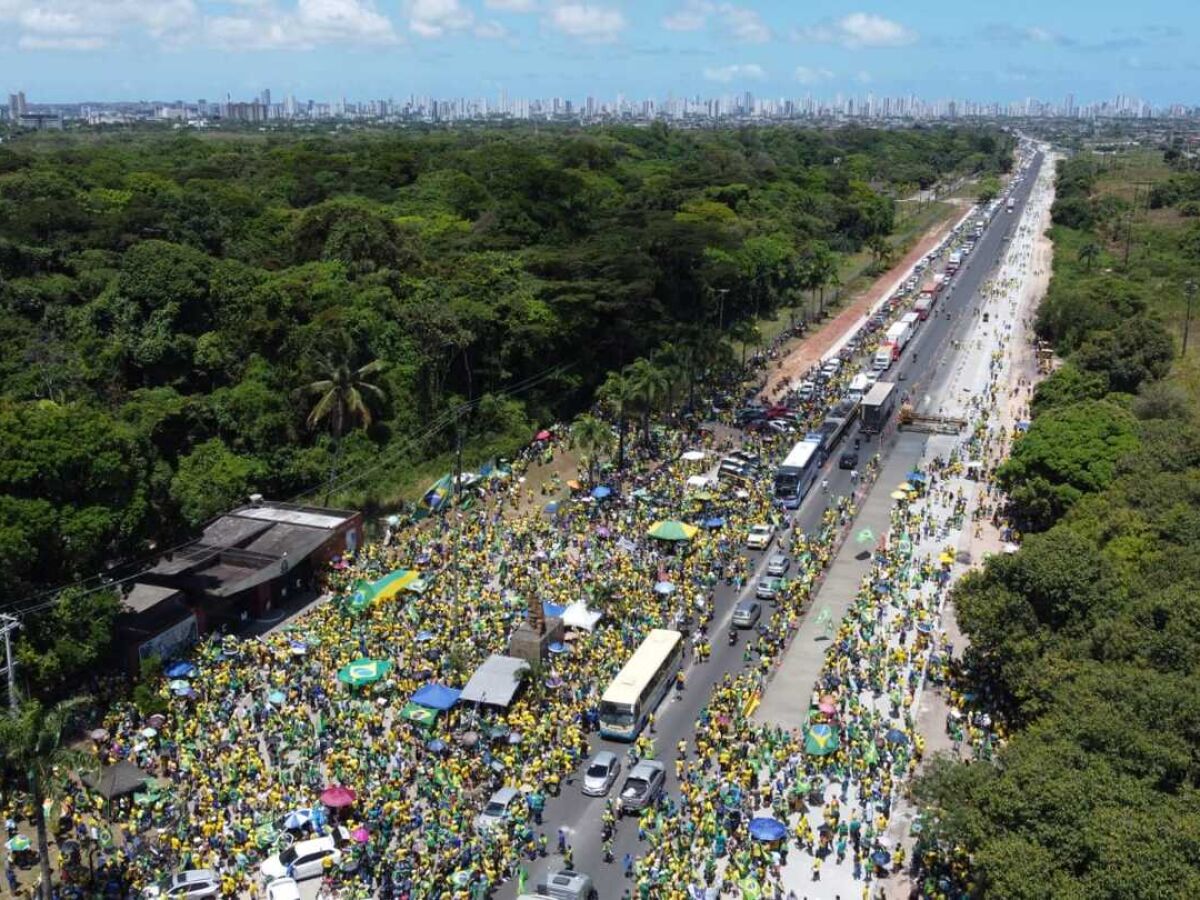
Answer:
599;629;684;741
773;440;821;509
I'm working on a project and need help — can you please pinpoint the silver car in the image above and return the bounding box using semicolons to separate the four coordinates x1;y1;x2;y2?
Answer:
732;600;762;629
766;554;790;577
143;870;219;900
755;577;781;601
617;759;666;814
474;786;521;834
581;751;620;797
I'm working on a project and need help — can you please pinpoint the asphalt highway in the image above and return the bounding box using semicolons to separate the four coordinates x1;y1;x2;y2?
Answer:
495;151;1043;899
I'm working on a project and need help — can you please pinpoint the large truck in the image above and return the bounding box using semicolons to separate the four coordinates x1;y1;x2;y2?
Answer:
860;382;897;434
946;251;962;274
873;343;896;372
1006;197;1015;213
900;311;920;331
913;296;933;320
885;320;913;354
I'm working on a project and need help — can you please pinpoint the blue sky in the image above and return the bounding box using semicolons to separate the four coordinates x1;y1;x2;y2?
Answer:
2;0;1195;104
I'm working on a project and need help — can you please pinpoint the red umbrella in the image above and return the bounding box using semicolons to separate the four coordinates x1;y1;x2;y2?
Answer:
818;701;837;715
320;785;357;808
535;429;552;441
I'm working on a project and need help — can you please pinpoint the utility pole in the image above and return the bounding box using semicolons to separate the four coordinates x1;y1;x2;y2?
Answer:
0;614;20;713
1184;280;1197;355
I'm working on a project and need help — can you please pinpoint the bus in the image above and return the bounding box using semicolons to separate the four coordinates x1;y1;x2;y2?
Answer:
773;440;822;509
599;629;684;741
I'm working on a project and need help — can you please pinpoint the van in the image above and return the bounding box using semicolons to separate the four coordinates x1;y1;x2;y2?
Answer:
872;347;893;373
847;373;871;402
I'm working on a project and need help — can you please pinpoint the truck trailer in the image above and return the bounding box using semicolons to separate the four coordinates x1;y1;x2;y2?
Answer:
860;382;898;434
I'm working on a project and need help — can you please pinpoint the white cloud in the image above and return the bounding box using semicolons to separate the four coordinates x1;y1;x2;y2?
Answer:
485;0;537;9
794;12;916;48
662;1;767;42
794;65;833;85
703;62;765;82
207;0;399;48
546;3;625;42
18;34;106;49
474;18;507;38
662;0;712;31
855;69;872;83
405;0;473;37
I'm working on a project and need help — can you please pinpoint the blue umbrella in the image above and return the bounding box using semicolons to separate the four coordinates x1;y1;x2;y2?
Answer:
654;581;676;595
544;501;560;513
268;690;286;705
916;622;933;635
885;728;909;745
170;683;192;697
703;516;726;529
164;661;197;679
547;642;567;654
427;739;447;753
415;630;434;642
871;848;891;868
283;809;312;830
591;485;612;500
906;471;927;483
748;817;788;842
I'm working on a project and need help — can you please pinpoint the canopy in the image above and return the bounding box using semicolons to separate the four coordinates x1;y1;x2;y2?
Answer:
459;655;531;707
163;661;197;679
320;785;356;808
804;723;840;757
400;703;439;727
561;602;602;632
748;817;788;842
81;761;151;800
410;683;461;711
681;450;707;461
647;520;698;542
336;658;393;687
590;486;612;500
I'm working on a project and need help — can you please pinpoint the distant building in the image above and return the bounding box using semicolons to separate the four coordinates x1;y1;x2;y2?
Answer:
17;113;62;131
8;91;27;122
223;101;268;123
117;500;362;665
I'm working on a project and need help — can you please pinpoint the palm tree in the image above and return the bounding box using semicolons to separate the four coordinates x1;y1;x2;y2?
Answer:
0;697;95;900
572;414;611;484
625;358;671;443
729;320;761;368
1078;242;1101;272
596;369;635;470
303;355;387;504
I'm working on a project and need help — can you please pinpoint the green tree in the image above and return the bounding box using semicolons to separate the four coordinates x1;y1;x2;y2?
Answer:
0;697;96;900
303;356;387;503
15;588;121;699
596;369;635;470
625;358;671;443
976;175;1002;205
1078;241;1101;272
571;414;611;484
170;438;266;526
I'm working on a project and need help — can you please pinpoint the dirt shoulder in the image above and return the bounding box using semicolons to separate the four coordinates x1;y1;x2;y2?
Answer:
765;205;968;399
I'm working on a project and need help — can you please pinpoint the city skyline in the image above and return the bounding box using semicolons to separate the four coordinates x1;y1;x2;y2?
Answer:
0;1;1197;106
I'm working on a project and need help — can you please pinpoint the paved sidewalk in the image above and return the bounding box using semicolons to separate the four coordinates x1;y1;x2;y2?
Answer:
754;434;928;731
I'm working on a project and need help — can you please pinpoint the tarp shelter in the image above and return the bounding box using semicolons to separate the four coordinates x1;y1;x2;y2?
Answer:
410;683;461;711
561;602;602;632
82;761;151;800
459;655;530;707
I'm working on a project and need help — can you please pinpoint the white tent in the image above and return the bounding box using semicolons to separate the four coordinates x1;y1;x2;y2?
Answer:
686;475;712;488
561;602;602;632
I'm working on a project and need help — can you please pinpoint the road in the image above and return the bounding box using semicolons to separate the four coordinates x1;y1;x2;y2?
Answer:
494;151;1043;899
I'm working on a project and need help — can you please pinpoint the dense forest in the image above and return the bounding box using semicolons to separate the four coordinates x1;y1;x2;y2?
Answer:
0;124;1011;611
915;152;1200;897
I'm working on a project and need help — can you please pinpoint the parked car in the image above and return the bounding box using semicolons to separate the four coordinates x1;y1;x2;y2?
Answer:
265;879;301;900
839;451;859;470
526;869;599;900
755;578;781;601
143;870;220;900
746;524;774;550
733;600;763;629
261;830;350;882
618;760;666;814
474;786;522;834
766;554;790;577
582;751;621;797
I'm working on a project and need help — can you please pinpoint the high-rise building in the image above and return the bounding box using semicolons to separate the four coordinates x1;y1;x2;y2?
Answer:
261;88;271;109
8;91;27;121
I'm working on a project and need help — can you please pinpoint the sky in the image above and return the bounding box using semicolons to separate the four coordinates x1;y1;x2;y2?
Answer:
2;0;1196;105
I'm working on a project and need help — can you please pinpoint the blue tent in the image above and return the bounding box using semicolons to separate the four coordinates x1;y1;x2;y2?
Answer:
748;817;788;842
411;684;462;711
591;485;613;500
164;661;197;679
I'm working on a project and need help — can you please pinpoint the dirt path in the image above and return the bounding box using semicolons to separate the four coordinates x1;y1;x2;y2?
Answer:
766;206;968;399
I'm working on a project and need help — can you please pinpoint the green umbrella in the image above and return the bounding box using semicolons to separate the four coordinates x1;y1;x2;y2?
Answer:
804;723;840;757
647;520;698;542
5;836;30;852
337;658;393;687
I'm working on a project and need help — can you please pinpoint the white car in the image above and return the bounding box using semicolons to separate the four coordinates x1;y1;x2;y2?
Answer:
746;524;775;550
266;879;301;900
261;830;348;882
475;786;522;834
